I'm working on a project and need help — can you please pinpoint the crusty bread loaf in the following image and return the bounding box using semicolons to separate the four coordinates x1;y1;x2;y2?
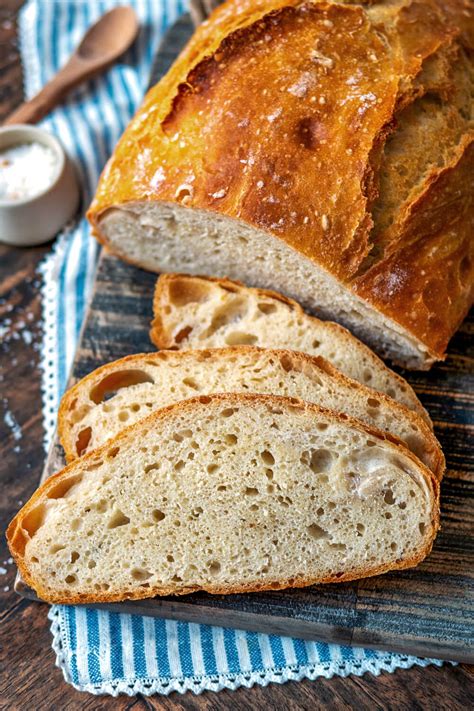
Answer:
151;273;430;423
88;0;473;369
58;347;443;478
8;393;439;604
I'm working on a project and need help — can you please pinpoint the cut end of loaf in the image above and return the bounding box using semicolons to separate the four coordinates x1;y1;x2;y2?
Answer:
96;203;438;370
9;394;438;604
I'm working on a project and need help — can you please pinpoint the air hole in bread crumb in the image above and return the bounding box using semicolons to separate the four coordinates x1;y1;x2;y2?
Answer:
208;561;221;575
108;509;130;528
167;554;174;562
384;512;392;519
168;279;211;306
329;543;346;551
356;523;365;535
47;475;81;500
300;448;333;473
175;326;193;343
21;504;47;539
278;354;294;372
399;501;407;510
383;489;396;505
144;463;160;474
245;487;259;496
257;302;277;315
90;370;154;405
225;332;258;346
316;423;328;431
71;518;81;531
261;450;275;465
131;404;140;412
88;560;96;569
367;398;380;408
49;544;65;554
390;542;397;551
312;339;321;348
221;408;236;417
208;464;219;475
76;427;92;456
191;507;203;518
70;551;80;563
174;460;185;472
307;523;329;540
132;568;152;581
419;522;426;534
183;377;200;390
107;447;120;459
119;411;129;422
363;370;373;383
265;468;274;480
152;509;165;522
172;574;183;582
225;434;238;445
65;575;76;584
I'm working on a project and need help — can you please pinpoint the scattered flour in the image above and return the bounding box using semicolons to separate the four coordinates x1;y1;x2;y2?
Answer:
3;405;22;441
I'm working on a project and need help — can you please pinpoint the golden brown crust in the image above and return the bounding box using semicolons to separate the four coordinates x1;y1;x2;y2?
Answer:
88;0;473;366
353;139;474;358
150;273;431;423
8;392;440;605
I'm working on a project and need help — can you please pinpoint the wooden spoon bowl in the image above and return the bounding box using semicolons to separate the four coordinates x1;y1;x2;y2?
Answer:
4;6;139;126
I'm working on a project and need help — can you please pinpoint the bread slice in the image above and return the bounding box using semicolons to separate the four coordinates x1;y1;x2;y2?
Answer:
151;274;430;424
58;347;443;479
8;393;439;604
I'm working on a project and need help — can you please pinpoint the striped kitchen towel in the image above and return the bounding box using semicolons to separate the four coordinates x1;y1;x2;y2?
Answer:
20;0;445;696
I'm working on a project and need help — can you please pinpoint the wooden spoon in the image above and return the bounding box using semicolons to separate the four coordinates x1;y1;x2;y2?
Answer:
4;6;139;126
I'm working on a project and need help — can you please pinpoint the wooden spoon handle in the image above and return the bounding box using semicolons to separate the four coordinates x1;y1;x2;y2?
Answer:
3;59;87;126
4;76;68;125
4;71;74;126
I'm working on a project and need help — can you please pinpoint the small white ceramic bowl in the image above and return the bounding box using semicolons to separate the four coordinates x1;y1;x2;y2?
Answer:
0;124;80;246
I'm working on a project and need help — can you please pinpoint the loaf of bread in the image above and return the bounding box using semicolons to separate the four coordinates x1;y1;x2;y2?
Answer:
58;347;443;477
8;393;439;604
151;273;429;421
88;0;473;369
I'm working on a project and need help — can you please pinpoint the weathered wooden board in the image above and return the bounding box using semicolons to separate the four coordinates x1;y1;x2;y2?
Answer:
15;15;474;664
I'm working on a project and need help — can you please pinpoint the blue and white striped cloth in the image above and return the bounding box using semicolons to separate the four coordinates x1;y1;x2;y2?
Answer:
21;0;444;696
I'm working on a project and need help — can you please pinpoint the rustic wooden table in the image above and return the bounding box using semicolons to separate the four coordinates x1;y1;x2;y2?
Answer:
0;2;472;708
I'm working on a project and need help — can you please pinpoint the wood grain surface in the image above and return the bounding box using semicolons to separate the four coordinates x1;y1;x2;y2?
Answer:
1;2;474;708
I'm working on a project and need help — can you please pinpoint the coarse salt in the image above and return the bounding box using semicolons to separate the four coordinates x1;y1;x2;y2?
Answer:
0;142;58;201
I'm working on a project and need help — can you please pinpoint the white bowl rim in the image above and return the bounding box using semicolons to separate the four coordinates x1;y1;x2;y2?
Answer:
0;124;67;208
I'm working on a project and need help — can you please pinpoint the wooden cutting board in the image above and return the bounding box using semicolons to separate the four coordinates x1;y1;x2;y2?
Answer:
15;15;474;664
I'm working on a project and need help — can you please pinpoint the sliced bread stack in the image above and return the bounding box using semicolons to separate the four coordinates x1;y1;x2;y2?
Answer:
7;274;443;604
